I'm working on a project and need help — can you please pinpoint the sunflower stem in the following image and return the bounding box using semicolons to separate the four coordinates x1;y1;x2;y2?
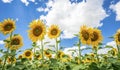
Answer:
117;45;120;58
41;40;44;61
33;42;36;60
78;38;81;62
93;46;99;62
55;38;58;59
2;32;13;70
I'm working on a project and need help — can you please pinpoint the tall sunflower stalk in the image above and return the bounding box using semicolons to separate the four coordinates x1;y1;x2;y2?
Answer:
48;24;61;59
0;19;16;70
2;32;13;70
90;28;103;62
78;38;82;62
28;20;46;61
79;25;103;63
114;29;120;58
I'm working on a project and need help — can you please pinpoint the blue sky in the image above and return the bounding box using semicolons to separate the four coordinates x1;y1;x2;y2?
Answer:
0;0;120;52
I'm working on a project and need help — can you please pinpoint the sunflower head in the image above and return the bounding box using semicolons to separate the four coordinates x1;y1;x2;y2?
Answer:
48;24;61;39
0;18;15;35
7;57;16;64
90;28;103;47
0;59;2;64
28;20;46;42
90;53;95;57
111;48;118;56
114;29;120;45
75;57;80;64
35;54;42;60
80;25;91;45
23;50;33;59
18;55;23;59
5;35;23;50
44;50;52;58
56;51;64;58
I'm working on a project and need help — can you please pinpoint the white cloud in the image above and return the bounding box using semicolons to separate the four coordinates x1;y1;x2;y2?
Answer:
0;40;4;45
36;35;60;51
110;1;120;21
37;7;49;12
98;41;117;54
16;18;19;21
29;0;35;2
20;0;36;6
21;0;29;6
40;0;108;39
2;0;13;3
63;46;87;57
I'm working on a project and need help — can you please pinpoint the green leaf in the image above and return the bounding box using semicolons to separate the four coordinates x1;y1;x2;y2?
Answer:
44;42;50;45
105;45;113;48
57;40;60;43
4;40;10;43
14;34;19;36
108;36;114;39
112;62;120;70
88;62;100;70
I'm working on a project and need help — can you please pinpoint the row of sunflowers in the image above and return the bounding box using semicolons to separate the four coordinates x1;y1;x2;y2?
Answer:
0;18;120;70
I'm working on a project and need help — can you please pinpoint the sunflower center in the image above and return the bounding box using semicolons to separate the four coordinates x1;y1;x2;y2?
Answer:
11;38;20;45
4;23;13;31
51;29;58;35
118;33;120;42
91;32;98;41
45;51;50;55
82;30;89;41
33;26;43;36
36;55;40;58
25;51;31;56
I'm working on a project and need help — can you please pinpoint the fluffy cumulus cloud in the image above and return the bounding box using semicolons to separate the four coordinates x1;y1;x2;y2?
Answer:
40;0;108;39
110;1;120;21
98;41;117;54
63;46;87;56
20;0;35;6
21;0;29;6
63;41;117;56
2;0;13;3
0;40;4;45
36;35;60;51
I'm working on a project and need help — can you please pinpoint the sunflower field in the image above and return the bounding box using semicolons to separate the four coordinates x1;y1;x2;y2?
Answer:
0;18;120;70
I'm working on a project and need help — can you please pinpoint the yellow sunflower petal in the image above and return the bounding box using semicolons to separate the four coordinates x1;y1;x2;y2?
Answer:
48;24;61;39
0;18;15;35
28;20;46;42
23;50;33;59
90;28;103;47
5;34;23;50
79;25;91;45
114;29;120;45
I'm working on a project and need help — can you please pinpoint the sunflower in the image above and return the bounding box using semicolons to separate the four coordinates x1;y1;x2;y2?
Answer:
0;59;2;64
28;20;46;42
7;57;16;64
48;24;61;39
90;28;103;47
5;35;23;50
89;53;95;57
75;57;80;64
44;50;52;58
111;48;118;56
23;50;33;59
18;55;23;59
56;51;64;58
35;54;42;60
114;29;120;45
0;19;15;35
79;25;91;45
